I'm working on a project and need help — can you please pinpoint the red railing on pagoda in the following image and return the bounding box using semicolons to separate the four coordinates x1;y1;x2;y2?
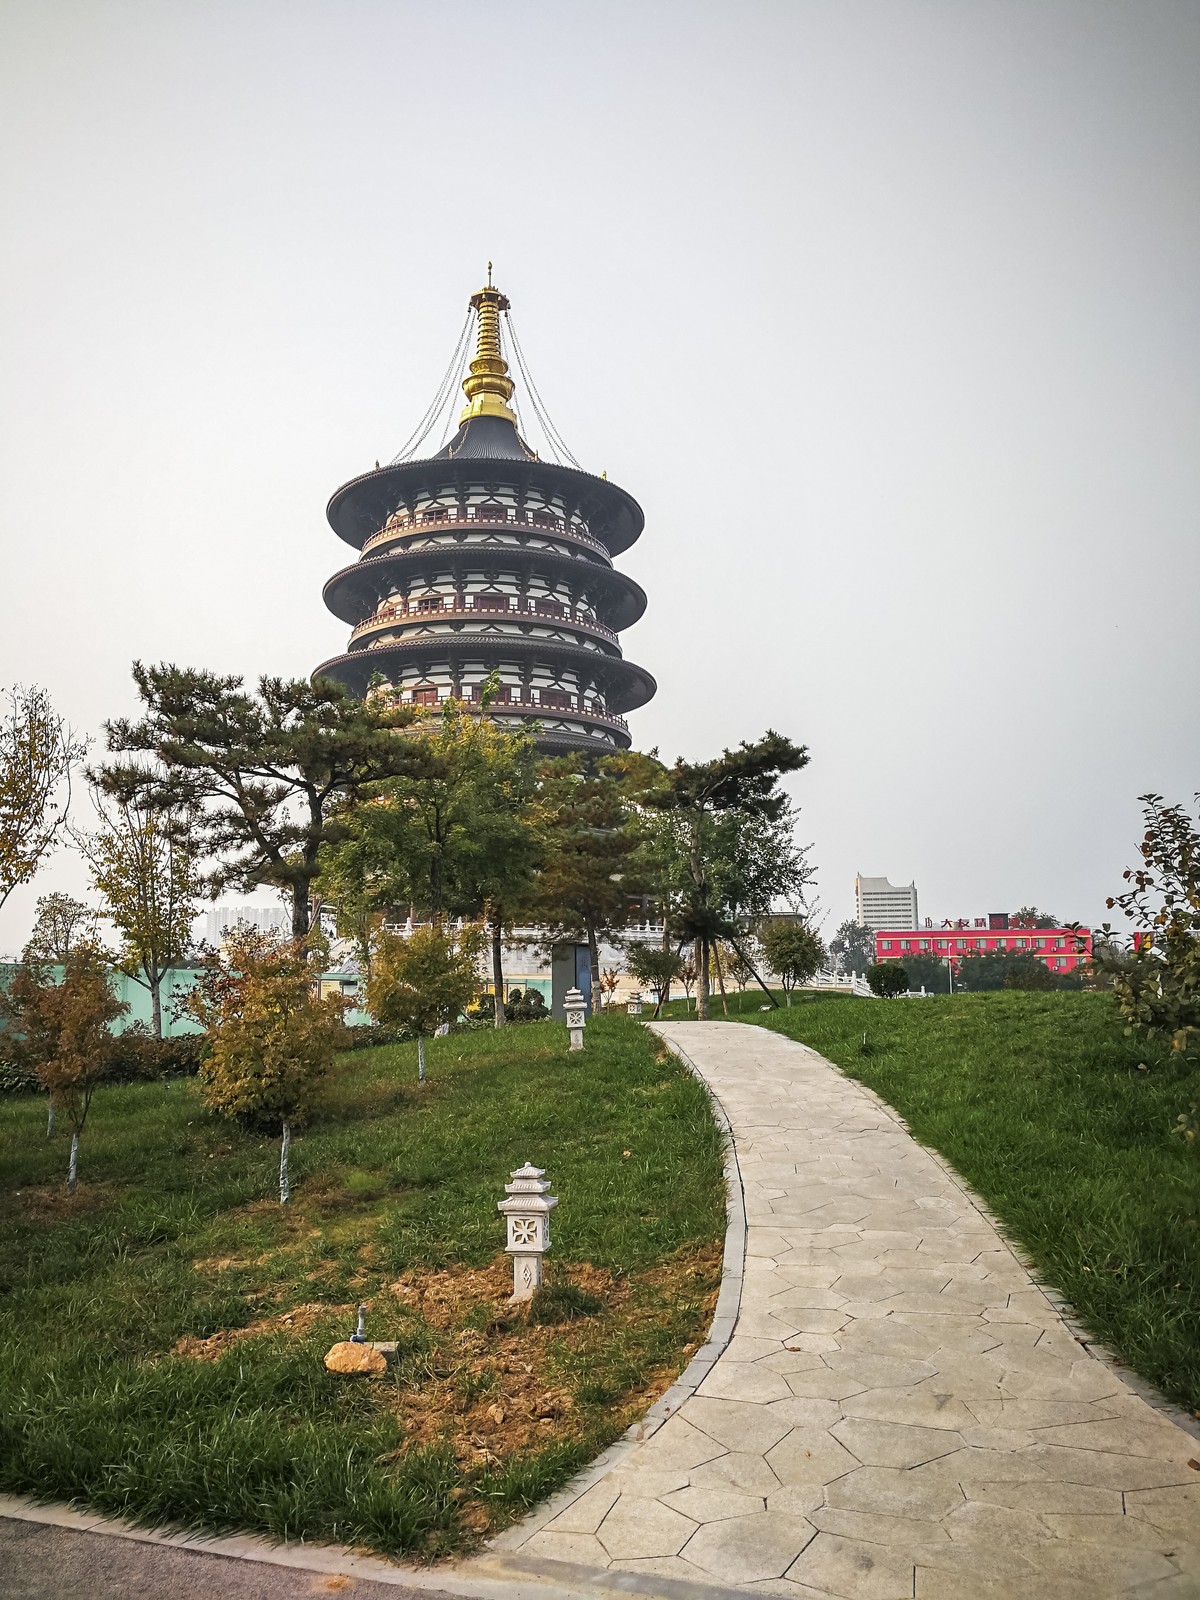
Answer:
349;596;619;646
362;506;608;559
396;691;628;736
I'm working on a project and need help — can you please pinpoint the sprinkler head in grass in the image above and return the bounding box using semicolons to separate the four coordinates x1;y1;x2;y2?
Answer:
565;987;586;1050
351;1304;367;1343
498;1162;559;1303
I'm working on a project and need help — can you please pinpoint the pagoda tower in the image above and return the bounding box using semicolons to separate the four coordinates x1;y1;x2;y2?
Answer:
315;275;655;752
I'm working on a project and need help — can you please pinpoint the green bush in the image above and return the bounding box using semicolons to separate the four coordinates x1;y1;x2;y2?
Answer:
504;988;548;1024
341;1021;413;1050
1;1032;204;1094
867;962;909;999
0;1060;41;1096
105;1032;206;1083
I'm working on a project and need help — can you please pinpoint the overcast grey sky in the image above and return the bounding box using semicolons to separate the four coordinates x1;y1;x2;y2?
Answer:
2;0;1197;952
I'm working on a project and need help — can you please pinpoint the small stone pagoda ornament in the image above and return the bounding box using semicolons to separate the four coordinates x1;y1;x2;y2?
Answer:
565;987;587;1050
627;991;643;1017
498;1162;559;1302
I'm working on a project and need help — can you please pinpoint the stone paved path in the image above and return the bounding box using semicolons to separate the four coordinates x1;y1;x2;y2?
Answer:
499;1021;1200;1599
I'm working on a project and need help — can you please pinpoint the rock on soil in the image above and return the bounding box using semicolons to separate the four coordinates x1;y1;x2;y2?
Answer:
324;1340;388;1375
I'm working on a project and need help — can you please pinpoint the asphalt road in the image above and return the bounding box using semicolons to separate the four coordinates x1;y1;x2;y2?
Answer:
0;1518;460;1600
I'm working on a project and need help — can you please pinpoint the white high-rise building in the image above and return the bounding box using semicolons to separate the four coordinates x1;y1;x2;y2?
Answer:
202;904;293;946
854;874;919;933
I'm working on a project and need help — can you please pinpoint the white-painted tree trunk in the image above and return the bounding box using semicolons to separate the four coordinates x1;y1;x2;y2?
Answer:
417;1034;426;1083
46;1101;54;1139
279;1119;291;1205
67;1131;79;1195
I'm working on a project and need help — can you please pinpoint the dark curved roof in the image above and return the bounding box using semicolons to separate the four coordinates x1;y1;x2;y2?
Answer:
326;417;645;559
322;546;648;632
314;634;656;712
433;414;538;461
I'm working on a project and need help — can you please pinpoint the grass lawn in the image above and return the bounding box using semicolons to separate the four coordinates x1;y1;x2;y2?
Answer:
662;988;1200;1417
0;1018;725;1559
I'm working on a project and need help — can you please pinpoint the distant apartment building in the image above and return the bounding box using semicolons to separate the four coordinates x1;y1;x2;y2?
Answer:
875;920;1092;974
202;904;293;945
854;874;919;932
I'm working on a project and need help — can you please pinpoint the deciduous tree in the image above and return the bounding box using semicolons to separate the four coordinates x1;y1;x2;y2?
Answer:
761;919;826;1005
867;961;909;999
320;688;539;1025
1;944;127;1191
0;686;86;913
625;940;683;1018
75;790;202;1037
1092;793;1200;1094
24;893;98;964
1012;907;1058;929
365;922;484;1082
187;928;346;1203
828;920;875;978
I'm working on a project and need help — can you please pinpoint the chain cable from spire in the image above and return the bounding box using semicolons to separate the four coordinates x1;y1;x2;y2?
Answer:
389;308;474;464
439;314;478;449
504;310;582;469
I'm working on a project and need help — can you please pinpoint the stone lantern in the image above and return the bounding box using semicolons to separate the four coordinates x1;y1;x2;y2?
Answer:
626;991;643;1017
565;986;587;1050
498;1162;559;1302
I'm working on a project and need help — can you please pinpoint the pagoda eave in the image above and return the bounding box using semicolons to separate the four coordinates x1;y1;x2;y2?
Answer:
326;457;645;558
315;637;656;712
321;549;648;632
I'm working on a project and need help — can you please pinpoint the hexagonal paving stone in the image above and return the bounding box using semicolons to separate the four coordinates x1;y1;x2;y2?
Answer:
698;1362;796;1404
841;1386;977;1431
689;1450;784;1496
825;1463;967;1520
620;1413;727;1475
684;1397;796;1455
832;1417;965;1468
682;1510;818;1584
595;1495;697;1560
787;1532;917;1600
765;1427;861;1487
661;1485;766;1523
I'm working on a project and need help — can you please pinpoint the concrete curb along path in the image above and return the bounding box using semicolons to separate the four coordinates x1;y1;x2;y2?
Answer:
494;1021;1200;1599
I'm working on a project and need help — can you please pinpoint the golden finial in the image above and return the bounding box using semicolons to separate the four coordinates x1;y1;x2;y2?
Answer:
459;269;517;425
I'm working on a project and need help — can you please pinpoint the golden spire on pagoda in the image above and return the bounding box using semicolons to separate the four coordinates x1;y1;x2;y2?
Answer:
459;263;517;425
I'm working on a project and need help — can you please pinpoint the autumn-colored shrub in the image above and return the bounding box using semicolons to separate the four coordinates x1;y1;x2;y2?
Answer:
186;928;346;1203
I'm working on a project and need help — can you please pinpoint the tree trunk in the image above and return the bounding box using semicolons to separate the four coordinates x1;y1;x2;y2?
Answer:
291;882;309;941
586;919;600;1011
712;941;729;1016
491;915;506;1027
696;935;710;1020
727;933;779;1009
417;1033;426;1083
279;1119;291;1204
150;975;163;1040
67;1130;79;1195
46;1100;54;1139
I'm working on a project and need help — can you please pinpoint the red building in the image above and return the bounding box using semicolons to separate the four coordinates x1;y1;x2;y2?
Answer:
875;915;1091;974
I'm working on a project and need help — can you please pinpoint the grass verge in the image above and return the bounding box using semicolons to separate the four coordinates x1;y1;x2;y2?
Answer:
0;1018;725;1558
661;989;1200;1417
